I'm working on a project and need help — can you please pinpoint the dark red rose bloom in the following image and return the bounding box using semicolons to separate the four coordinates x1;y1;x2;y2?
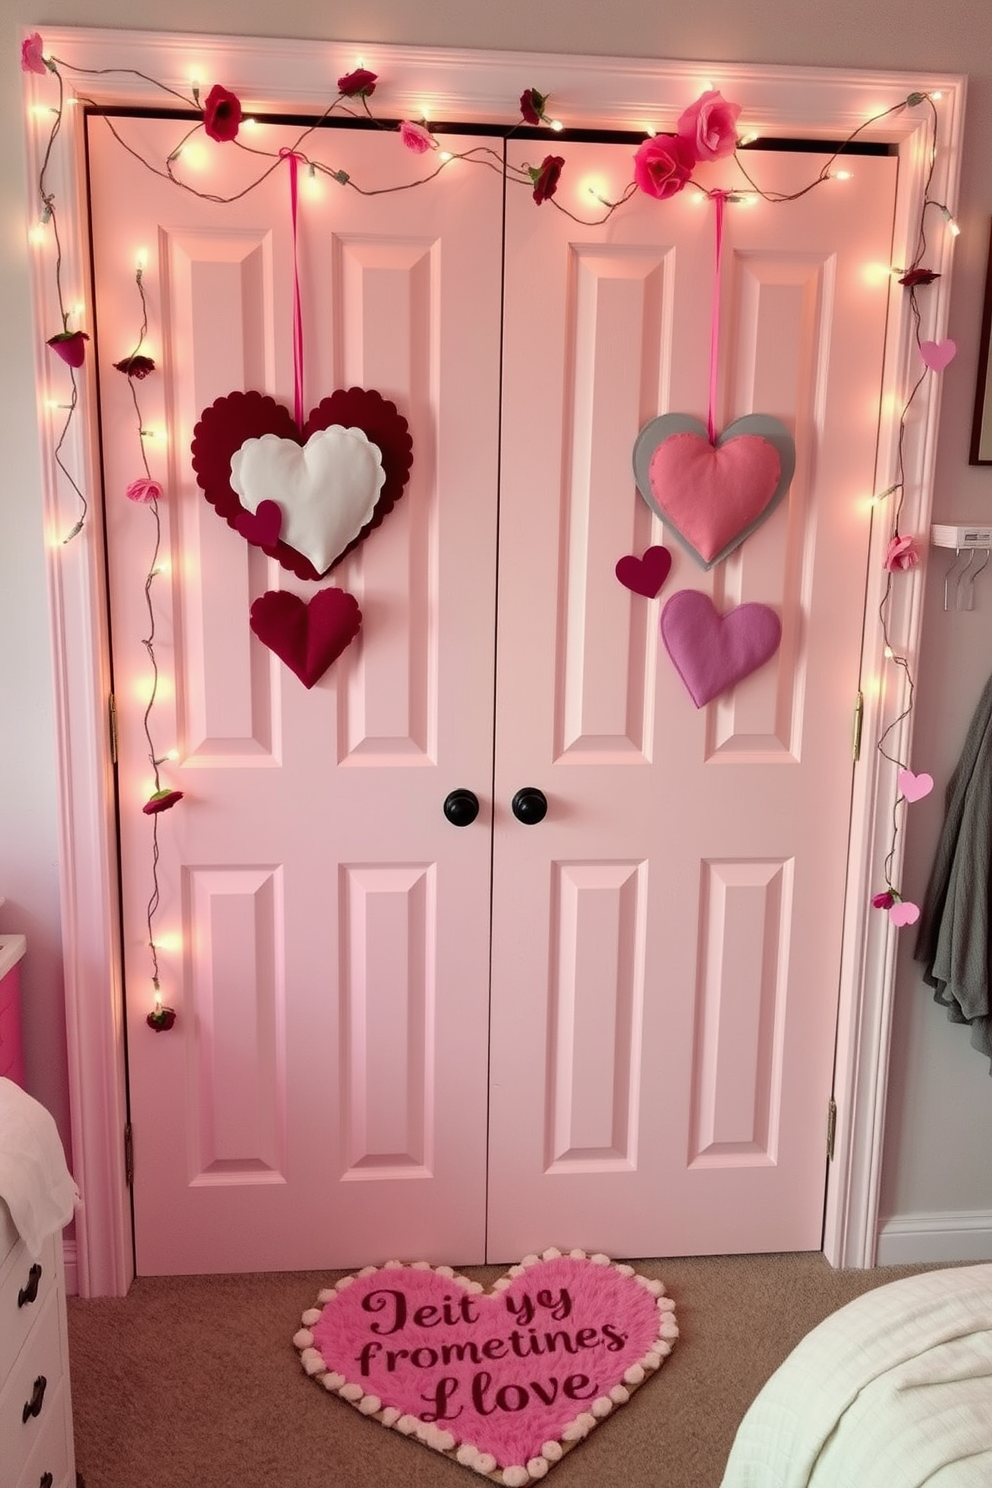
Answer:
530;154;564;205
146;1006;177;1031
202;84;242;142
338;68;378;98
47;331;89;368
871;890;896;910
143;788;184;815
519;87;548;125
113;354;156;378
899;267;940;287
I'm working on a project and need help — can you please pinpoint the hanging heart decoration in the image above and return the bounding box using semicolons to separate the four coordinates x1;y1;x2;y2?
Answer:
660;589;782;707
250;587;362;688
192;388;413;580
632;414;796;570
615;545;673;598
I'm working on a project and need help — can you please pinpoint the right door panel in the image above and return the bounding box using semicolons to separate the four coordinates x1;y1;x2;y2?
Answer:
488;143;898;1259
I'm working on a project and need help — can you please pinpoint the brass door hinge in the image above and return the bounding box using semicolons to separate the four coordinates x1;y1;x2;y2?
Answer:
124;1122;134;1187
852;690;864;763
826;1098;837;1162
109;692;119;765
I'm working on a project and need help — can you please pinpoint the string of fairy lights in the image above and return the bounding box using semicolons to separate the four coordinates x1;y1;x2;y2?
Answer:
22;31;959;1026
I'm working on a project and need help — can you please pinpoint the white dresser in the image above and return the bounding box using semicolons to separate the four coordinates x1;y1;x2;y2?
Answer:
0;1199;75;1488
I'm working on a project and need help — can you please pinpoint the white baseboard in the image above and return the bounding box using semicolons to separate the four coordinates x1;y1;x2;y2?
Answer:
63;1237;78;1296
876;1210;992;1266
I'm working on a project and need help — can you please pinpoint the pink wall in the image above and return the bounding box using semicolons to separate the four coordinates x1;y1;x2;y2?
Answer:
2;0;990;1251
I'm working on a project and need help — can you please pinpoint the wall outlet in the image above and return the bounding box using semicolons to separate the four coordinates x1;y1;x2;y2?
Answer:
931;524;992;549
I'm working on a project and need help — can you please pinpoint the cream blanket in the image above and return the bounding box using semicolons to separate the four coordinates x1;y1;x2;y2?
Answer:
720;1265;992;1488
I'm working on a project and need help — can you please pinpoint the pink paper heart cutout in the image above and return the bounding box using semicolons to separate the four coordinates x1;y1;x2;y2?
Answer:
898;768;934;803
298;1254;675;1479
234;498;282;547
250;587;361;687
615;545;673;598
920;339;956;371
889;900;921;928
660;590;782;708
648;432;781;566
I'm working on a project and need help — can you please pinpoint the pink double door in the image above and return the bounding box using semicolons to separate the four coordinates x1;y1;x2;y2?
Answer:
88;117;897;1273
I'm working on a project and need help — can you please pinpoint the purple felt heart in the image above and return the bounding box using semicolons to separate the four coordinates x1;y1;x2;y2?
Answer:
250;587;362;687
234;498;283;547
660;590;782;707
615;545;673;598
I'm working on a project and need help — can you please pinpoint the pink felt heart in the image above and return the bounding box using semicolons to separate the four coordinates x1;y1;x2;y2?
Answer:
234;498;283;547
615;545;673;598
660;590;782;708
920;339;956;371
296;1252;676;1483
192;388;413;581
889;900;921;928
898;768;934;803
250;587;362;687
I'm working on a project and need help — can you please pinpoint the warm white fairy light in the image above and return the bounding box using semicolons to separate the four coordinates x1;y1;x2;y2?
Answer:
831;169;854;181
738;130;760;146
549;118;564;132
439;150;453;163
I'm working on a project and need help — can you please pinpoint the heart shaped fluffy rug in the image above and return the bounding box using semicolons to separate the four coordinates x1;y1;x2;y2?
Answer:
294;1250;677;1486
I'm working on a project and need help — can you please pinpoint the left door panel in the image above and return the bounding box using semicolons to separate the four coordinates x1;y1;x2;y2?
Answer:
88;117;503;1273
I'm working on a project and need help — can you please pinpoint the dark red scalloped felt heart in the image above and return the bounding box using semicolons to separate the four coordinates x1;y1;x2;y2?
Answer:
191;388;413;581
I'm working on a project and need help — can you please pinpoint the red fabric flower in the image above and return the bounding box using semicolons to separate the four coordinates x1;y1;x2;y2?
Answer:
676;89;741;162
529;155;564;205
143;788;184;815
126;478;163;504
338;68;377;98
146;1006;177;1031
202;84;242;142
520;88;548;125
21;32;48;74
899;268;940;287
633;134;695;200
399;120;435;154
114;354;156;378
871;891;896;910
884;534;921;572
47;331;89;367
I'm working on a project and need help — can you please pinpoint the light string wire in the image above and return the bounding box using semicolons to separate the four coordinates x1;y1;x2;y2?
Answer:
26;48;954;933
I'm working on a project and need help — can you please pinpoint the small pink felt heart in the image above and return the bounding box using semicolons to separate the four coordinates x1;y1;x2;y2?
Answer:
296;1252;675;1481
898;768;934;803
250;587;361;687
615;545;673;598
889;900;921;928
660;590;782;708
234;498;283;547
920;339;956;372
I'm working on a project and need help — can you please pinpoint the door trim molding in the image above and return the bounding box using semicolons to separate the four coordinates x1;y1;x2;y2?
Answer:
21;28;965;1292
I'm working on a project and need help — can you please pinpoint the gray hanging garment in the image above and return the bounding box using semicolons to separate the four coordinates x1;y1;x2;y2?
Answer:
914;672;992;1071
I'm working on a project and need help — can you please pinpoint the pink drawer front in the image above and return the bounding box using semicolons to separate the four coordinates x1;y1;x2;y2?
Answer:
0;949;25;1089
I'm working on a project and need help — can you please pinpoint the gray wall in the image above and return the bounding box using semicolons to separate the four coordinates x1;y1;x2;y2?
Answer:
2;0;990;1244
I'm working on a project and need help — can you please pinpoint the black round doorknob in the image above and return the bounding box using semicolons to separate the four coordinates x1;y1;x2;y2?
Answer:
443;788;480;827
511;787;548;824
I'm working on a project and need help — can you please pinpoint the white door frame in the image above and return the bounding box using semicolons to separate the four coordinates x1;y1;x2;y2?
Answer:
20;27;965;1295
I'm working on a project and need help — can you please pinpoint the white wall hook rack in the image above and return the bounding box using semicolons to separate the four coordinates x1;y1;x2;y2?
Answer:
931;525;992;610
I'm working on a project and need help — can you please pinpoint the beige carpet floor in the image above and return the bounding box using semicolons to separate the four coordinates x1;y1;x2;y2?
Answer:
67;1252;944;1488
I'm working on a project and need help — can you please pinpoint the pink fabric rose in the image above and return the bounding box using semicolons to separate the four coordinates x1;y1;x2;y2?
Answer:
21;32;48;74
202;84;242;142
338;68;377;98
676;89;741;162
47;331;89;367
884;534;921;571
399;120;434;154
633;134;695;200
126;478;163;504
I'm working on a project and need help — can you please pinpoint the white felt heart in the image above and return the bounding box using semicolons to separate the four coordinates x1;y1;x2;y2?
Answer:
230;425;386;575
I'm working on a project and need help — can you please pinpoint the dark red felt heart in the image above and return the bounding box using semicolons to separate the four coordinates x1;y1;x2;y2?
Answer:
234;498;283;547
250;588;362;687
615;545;673;598
192;388;413;581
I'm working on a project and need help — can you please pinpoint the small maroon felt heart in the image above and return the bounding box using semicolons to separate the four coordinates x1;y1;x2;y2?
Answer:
234;498;283;547
615;545;673;598
192;388;413;581
250;588;362;687
660;590;782;707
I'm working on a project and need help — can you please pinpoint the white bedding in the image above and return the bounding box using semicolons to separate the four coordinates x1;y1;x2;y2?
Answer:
720;1264;992;1488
